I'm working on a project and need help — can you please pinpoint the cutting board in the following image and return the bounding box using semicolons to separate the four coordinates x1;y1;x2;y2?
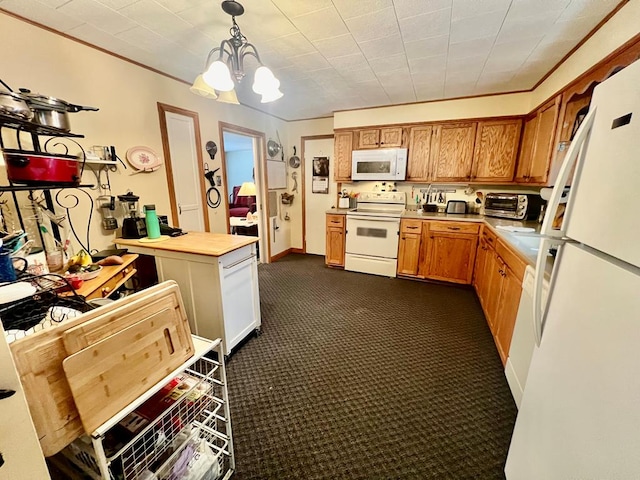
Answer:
8;281;189;456
62;286;191;355
63;304;193;433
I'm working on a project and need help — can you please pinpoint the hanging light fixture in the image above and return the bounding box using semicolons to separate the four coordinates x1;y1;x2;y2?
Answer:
191;1;282;103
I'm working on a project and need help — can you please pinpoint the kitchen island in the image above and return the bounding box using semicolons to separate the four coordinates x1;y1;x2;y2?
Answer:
116;232;260;355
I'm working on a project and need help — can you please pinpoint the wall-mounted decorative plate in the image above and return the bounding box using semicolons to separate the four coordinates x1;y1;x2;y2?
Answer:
126;146;162;172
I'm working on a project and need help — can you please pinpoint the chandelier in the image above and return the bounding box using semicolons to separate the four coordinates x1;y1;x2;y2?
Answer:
190;0;282;104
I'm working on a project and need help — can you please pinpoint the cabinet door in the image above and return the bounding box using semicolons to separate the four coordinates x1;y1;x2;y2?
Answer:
430;123;477;182
483;252;503;333
473;238;489;300
425;232;478;284
334;131;353;181
407;125;433;182
494;263;523;364
380;127;403;147
326;226;345;266
514;114;537;182
472;119;522;182
357;128;380;149
397;233;422;276
528;96;560;183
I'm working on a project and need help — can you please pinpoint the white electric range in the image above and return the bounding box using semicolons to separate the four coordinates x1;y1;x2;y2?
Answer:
344;191;406;277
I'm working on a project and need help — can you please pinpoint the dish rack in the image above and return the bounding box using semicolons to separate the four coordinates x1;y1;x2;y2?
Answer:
1;273;94;335
59;337;234;480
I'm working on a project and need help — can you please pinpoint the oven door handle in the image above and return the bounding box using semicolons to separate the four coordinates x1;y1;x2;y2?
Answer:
347;217;401;223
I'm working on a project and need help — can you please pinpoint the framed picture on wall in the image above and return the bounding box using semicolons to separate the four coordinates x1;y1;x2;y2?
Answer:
312;156;329;177
312;156;329;194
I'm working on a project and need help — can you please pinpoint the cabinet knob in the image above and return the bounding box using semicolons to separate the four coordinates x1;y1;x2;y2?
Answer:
101;287;111;297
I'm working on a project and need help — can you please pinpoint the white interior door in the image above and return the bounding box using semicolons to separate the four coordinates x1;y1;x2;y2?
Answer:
165;111;205;231
304;138;335;255
0;322;50;479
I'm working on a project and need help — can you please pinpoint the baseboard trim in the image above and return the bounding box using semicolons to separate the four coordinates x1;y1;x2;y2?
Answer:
270;248;292;262
291;248;304;254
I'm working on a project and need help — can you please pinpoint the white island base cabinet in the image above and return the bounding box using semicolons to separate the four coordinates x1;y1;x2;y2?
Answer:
119;241;261;356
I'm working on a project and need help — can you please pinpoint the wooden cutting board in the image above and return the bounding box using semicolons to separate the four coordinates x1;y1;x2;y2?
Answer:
63;304;193;434
62;285;191;355
8;281;190;456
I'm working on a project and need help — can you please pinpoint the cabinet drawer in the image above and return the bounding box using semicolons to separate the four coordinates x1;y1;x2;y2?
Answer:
496;240;527;280
481;226;498;246
326;214;345;228
401;219;423;233
429;221;479;235
85;265;137;300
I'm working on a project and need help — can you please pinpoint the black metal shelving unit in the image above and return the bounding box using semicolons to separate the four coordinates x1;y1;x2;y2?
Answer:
0;112;92;245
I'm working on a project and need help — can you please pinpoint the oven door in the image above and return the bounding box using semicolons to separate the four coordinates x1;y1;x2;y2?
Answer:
485;195;518;215
345;216;400;258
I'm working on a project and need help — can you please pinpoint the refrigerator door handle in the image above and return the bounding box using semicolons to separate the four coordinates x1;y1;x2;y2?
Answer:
540;107;597;238
533;237;551;346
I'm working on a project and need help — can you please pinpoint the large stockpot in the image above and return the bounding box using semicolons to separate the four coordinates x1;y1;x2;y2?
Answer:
0;91;33;121
2;149;82;186
18;89;98;132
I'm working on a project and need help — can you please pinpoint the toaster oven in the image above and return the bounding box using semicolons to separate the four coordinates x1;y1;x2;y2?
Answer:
484;193;544;220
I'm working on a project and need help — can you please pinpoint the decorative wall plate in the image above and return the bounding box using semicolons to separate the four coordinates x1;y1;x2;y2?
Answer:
126;146;162;172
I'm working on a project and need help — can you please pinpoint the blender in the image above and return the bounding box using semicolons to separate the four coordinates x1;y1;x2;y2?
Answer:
118;191;147;239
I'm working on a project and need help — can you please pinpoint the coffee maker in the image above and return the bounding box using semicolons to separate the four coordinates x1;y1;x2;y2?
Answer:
118;191;147;239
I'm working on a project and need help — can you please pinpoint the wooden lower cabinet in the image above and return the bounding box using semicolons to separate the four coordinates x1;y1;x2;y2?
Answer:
473;227;526;364
426;232;478;284
397;219;479;284
325;214;346;267
398;232;422;276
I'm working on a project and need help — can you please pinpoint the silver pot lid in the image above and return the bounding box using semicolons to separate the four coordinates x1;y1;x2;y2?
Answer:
267;139;281;158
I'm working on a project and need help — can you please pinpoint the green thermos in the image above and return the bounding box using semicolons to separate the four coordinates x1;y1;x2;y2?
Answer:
144;204;161;239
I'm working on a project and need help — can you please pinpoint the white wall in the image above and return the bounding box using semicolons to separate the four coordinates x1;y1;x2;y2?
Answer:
283;118;334;250
334;92;531;129
225;149;254;196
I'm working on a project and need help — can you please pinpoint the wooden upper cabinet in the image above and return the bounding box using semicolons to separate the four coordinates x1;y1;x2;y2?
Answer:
430;123;477;182
334;131;353;182
514;114;538;182
358;128;380;149
407;125;433;182
472;119;522;183
515;95;561;184
357;127;403;149
529;97;561;183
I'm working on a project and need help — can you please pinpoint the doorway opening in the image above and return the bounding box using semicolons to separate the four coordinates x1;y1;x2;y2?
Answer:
219;122;269;262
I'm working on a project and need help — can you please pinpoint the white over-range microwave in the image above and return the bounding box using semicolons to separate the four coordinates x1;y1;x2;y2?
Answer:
351;148;407;181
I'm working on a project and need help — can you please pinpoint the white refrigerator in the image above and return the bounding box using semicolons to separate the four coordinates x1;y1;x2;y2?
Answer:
505;58;640;478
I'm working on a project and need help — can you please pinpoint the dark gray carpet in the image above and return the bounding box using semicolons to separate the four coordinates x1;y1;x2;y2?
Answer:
225;254;517;480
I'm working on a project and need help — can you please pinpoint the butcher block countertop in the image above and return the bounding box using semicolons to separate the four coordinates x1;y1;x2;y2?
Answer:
116;232;258;257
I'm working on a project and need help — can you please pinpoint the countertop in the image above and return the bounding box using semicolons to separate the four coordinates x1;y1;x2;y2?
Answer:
115;232;258;257
326;208;351;214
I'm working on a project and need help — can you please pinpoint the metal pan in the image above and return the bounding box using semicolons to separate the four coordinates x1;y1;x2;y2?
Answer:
289;146;300;168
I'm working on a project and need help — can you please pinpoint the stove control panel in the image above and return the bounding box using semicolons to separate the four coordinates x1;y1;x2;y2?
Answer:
358;192;406;204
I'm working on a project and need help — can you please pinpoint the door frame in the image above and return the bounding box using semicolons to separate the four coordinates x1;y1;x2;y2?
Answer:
157;103;210;231
300;134;334;253
218;121;270;262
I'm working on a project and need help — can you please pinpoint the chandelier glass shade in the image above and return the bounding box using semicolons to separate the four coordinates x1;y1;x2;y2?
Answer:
193;1;282;104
